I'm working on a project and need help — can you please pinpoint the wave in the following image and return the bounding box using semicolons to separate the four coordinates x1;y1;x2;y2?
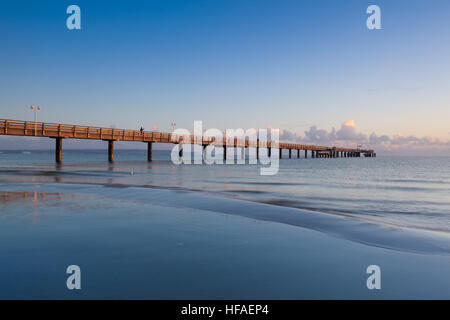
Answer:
214;180;449;192
380;178;450;185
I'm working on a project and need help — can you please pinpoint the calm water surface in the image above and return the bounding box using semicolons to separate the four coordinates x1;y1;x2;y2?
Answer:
0;149;449;299
1;149;448;232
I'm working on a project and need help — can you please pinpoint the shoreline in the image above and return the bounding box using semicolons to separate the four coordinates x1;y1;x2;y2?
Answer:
0;181;450;299
1;181;449;256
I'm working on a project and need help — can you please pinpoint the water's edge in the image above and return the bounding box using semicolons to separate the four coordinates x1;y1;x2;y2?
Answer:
1;182;449;256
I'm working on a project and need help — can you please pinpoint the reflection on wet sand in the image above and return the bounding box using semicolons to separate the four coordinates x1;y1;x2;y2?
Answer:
0;191;80;224
0;191;65;203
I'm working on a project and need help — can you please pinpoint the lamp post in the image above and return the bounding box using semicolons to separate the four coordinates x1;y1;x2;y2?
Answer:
30;105;41;136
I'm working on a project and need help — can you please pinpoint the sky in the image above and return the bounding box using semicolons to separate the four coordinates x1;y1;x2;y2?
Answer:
1;0;450;154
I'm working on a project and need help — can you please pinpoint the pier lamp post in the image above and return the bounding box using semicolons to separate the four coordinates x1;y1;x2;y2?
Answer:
30;105;41;136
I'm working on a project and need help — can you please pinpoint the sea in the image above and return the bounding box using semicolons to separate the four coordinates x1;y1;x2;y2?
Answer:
0;149;449;299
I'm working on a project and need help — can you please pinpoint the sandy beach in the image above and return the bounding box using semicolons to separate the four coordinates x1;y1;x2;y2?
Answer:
0;178;449;299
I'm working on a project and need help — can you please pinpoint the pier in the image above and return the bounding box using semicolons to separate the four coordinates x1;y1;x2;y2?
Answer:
0;119;376;163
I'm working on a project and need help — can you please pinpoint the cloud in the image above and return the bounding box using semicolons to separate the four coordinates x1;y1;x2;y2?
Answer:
369;132;390;144
280;129;299;141
302;126;333;143
336;120;367;141
273;120;450;156
342;120;355;128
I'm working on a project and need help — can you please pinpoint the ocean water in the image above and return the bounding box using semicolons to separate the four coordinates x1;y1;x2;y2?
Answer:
0;149;449;299
1;149;449;233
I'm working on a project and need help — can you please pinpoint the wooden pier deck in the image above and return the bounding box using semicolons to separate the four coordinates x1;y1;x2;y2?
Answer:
0;119;376;163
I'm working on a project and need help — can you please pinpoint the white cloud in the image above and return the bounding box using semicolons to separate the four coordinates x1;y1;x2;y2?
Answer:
274;120;450;155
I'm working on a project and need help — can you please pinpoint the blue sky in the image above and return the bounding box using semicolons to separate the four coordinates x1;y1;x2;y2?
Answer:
1;0;450;151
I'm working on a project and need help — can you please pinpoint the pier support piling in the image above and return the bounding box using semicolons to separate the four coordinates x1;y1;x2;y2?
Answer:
179;144;183;159
147;142;152;162
55;137;62;163
256;140;260;160
108;140;114;163
203;145;208;161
